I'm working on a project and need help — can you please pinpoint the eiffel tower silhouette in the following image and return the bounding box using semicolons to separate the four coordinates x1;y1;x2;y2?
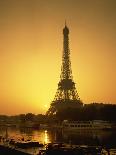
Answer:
47;23;83;115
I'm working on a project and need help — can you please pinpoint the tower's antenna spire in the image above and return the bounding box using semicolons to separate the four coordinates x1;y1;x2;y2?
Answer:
65;20;67;26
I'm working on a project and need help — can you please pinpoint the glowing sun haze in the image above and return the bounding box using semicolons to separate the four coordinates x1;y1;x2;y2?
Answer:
0;0;116;115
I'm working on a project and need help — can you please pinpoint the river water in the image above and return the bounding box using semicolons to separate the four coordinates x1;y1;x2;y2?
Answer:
0;127;116;146
0;127;116;154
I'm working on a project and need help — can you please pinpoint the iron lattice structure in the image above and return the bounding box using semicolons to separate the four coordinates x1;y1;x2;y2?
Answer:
47;24;83;115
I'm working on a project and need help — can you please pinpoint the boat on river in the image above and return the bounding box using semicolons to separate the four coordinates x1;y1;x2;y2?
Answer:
9;139;44;149
62;120;112;130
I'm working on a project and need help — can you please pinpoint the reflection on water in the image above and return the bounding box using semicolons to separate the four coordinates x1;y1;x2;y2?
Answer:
44;130;49;144
0;127;116;147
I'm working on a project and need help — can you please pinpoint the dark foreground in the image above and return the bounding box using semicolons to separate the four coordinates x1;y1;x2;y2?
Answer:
0;145;30;155
1;143;116;155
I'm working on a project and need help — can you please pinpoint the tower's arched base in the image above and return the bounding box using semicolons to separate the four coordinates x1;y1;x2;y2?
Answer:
46;99;83;116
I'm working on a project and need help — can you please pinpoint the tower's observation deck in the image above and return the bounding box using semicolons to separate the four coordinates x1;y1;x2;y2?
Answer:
47;24;83;115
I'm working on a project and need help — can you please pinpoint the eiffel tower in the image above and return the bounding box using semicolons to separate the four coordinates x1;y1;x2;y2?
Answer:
47;23;83;115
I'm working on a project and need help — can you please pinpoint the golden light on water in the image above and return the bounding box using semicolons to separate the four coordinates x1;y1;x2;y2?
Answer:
44;130;49;144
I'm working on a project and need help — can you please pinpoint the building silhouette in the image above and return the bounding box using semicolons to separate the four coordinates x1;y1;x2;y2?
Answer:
47;23;83;115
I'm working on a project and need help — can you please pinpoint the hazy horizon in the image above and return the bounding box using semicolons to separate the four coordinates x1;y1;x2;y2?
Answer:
0;0;116;115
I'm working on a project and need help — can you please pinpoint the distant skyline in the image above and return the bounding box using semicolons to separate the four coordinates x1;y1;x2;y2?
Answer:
0;0;116;115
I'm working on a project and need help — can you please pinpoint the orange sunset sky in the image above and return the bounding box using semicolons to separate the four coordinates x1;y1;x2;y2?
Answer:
0;0;116;115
